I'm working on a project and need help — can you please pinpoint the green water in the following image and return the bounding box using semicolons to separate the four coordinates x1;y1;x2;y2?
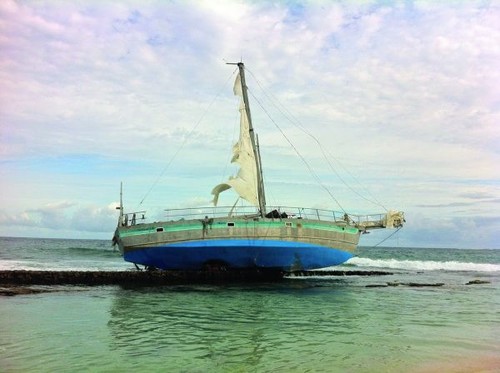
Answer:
1;240;499;372
1;280;498;372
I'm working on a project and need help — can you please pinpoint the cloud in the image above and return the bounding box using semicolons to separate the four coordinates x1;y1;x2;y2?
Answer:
0;201;118;233
0;1;498;247
375;212;500;249
458;192;498;200
416;198;500;208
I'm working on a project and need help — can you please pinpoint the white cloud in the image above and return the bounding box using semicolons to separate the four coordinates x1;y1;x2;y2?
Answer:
0;1;498;247
0;201;118;235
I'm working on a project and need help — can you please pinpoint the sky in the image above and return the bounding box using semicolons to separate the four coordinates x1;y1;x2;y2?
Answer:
0;0;499;249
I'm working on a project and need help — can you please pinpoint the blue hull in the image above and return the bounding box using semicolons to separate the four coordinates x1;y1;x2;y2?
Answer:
124;239;354;271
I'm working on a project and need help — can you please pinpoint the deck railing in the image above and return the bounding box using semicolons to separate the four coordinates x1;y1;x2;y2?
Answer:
120;205;387;228
154;206;385;226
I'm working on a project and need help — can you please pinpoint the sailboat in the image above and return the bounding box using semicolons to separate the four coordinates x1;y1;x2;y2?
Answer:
112;63;404;272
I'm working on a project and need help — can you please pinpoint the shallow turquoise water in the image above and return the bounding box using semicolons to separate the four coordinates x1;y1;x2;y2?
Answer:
1;280;499;372
0;238;499;372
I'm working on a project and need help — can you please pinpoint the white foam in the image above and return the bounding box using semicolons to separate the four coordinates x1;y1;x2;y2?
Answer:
345;257;500;272
0;260;133;271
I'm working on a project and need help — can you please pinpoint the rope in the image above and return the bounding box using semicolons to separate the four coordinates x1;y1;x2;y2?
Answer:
136;69;237;208
249;90;347;214
245;68;388;212
367;226;402;248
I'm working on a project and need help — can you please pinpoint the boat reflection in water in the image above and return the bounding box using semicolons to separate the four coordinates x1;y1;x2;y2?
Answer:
107;282;359;371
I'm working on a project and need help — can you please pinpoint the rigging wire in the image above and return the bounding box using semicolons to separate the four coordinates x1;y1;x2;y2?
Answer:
249;90;347;214
245;68;388;212
136;69;237;208
367;226;402;248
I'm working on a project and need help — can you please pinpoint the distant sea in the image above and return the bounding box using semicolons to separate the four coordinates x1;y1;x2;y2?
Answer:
1;237;499;372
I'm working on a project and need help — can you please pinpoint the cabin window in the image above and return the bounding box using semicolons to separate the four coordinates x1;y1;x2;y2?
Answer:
285;222;292;227
227;222;235;227
156;227;164;232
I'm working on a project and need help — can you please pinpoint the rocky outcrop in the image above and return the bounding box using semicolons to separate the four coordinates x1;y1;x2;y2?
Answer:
0;269;284;287
465;279;491;285
286;270;393;277
0;269;394;292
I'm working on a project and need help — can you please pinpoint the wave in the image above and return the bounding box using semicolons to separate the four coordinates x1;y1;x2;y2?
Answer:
65;247;118;257
345;257;500;272
0;259;132;271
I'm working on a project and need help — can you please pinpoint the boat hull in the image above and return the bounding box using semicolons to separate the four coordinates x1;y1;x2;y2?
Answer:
123;239;355;271
115;216;361;271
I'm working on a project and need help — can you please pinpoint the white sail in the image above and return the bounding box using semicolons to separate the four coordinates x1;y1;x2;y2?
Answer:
211;72;259;207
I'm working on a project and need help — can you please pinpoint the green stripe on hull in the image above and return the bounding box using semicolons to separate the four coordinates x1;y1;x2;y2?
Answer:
119;219;359;239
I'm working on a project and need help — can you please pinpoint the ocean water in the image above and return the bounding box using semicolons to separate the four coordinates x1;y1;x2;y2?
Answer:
0;237;499;372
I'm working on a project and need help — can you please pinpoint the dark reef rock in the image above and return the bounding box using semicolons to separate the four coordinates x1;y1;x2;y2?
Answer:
403;282;445;287
365;282;446;289
465;279;491;285
1;287;42;296
0;269;284;287
0;269;394;292
286;270;393;277
386;281;401;287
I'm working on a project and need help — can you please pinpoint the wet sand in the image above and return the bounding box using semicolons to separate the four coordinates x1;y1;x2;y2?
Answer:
413;354;500;373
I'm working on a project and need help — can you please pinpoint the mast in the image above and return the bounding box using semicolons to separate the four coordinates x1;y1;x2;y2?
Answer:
230;62;267;216
255;133;267;214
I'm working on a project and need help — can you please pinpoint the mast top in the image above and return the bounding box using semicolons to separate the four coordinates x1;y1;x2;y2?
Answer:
226;61;245;68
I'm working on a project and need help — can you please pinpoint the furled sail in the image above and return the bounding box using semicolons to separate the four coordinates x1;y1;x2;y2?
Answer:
211;72;259;207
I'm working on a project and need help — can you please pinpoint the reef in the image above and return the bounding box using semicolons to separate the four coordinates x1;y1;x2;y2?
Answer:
0;269;394;293
366;282;446;288
465;279;491;285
